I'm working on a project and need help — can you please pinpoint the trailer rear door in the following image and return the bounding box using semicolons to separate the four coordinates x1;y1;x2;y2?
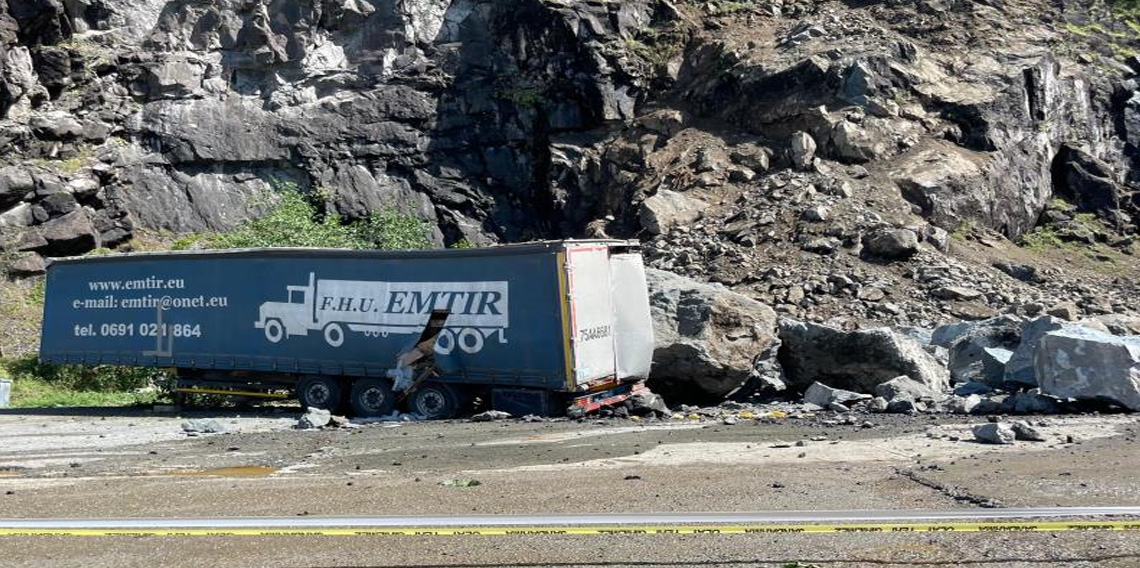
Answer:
565;244;617;386
609;252;653;379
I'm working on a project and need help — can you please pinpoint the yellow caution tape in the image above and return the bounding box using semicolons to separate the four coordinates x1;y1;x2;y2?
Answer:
2;521;1139;537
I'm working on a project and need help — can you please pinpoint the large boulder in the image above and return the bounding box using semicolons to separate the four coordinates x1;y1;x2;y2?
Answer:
1035;327;1140;410
646;269;779;402
861;228;919;260
938;315;1024;385
639;190;705;235
949;346;1012;387
1004;316;1065;386
777;319;949;394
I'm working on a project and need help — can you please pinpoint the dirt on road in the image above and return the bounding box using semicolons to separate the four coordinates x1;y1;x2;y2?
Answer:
1;406;1138;568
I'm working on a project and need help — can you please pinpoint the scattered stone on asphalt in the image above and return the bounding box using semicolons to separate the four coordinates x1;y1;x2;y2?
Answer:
972;422;1016;445
296;407;332;430
439;479;481;488
1012;421;1047;442
471;410;513;422
803;381;871;407
181;419;227;434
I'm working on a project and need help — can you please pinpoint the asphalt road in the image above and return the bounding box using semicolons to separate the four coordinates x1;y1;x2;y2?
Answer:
1;407;1139;567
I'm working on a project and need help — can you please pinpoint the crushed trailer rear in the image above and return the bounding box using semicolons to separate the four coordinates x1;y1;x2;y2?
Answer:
38;240;654;418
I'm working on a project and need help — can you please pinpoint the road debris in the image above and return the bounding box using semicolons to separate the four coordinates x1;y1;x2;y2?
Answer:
972;423;1016;445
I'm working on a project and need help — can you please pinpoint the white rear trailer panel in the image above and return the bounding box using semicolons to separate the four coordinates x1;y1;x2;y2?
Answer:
565;244;618;386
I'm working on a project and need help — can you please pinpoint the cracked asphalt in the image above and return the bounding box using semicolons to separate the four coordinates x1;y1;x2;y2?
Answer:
1;407;1138;567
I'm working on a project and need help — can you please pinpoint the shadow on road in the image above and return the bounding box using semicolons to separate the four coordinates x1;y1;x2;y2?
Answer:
0;406;299;419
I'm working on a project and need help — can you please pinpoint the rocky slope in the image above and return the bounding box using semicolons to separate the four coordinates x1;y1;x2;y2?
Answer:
3;0;1140;357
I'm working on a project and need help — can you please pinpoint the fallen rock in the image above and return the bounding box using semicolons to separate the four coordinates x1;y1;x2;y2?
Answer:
1036;327;1140;410
868;396;889;412
1092;314;1140;336
627;389;670;418
791;131;817;170
639;190;705;234
972;394;1009;415
729;144;770;172
801;205;829;222
36;210;99;256
948;302;1000;321
29;111;83;139
931;322;974;348
887;398;927;414
897;326;934;345
1008;391;1061;414
1012;421;1047;442
932;286;984;301
945;316;1023;386
972;422;1015;444
1077;319;1113;334
954;382;994;396
647;269;779;402
1004;316;1065;387
40;192;78;216
328;415;357;428
5;253;46;276
439;478;481;487
778;319;949;393
297;407;332;429
471;410;513;422
181;419;226;434
950;346;1013;387
874;375;944;402
947;394;982;414
1046;302;1080;321
862;228;919;260
803;382;871;407
993;262;1045;283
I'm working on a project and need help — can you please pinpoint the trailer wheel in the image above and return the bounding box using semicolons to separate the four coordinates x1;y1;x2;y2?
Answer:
458;328;484;354
324;323;345;347
263;319;284;343
434;328;455;355
350;379;395;417
297;376;341;411
409;382;461;420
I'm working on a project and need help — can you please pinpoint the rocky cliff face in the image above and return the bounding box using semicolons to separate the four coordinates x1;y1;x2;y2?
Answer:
3;0;1140;339
1;0;670;250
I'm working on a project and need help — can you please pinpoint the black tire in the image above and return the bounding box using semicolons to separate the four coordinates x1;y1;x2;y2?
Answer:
350;378;396;418
409;382;462;420
296;375;341;411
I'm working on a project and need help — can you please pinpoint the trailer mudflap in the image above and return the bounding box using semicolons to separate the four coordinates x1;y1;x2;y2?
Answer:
568;380;646;415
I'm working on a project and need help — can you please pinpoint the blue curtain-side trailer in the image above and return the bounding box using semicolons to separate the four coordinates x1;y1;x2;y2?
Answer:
38;240;654;418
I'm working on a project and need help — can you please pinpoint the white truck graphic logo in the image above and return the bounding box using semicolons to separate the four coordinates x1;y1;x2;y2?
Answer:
255;273;509;354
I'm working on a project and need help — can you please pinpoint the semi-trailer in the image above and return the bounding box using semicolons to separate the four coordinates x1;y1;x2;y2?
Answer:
38;240;654;418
